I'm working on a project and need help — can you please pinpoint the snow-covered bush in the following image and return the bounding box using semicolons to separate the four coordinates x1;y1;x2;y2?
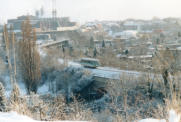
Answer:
10;83;31;117
43;67;94;102
0;82;6;112
10;83;20;104
49;94;94;121
56;67;93;103
26;93;48;121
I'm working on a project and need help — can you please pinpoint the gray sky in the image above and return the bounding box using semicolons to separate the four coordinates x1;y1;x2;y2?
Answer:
1;0;181;24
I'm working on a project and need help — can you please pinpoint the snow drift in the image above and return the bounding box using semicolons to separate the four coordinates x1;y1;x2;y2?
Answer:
0;111;88;122
138;109;180;122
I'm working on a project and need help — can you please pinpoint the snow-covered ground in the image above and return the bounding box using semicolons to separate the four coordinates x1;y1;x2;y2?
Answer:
138;109;180;122
0;112;87;122
0;112;38;122
0;109;179;122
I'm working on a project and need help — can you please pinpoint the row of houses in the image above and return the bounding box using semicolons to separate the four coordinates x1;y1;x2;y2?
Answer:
82;18;181;41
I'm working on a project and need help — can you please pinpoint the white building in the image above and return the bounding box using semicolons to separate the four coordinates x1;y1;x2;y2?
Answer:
113;30;138;39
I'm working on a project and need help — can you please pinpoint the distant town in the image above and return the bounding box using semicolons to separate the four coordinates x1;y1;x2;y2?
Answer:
0;1;181;121
1;11;181;72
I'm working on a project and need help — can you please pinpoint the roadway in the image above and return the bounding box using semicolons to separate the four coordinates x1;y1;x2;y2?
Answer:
66;60;162;82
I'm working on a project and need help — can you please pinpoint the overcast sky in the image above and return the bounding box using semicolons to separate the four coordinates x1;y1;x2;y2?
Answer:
1;0;181;24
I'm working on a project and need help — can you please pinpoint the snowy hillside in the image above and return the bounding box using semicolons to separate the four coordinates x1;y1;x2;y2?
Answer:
0;112;87;122
0;112;38;122
0;109;180;122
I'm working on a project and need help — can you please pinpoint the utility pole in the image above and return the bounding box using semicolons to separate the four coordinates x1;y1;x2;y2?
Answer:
52;0;57;40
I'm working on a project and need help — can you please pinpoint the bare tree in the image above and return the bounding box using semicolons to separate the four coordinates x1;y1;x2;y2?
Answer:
18;17;41;94
10;26;17;84
3;25;16;85
153;48;180;97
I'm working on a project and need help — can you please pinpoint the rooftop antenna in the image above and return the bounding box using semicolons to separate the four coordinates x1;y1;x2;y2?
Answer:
52;0;57;19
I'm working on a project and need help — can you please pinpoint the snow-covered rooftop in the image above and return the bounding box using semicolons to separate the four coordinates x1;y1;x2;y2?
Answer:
81;58;100;62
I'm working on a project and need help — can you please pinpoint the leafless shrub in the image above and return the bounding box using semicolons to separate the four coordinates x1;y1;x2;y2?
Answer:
152;48;181;97
40;48;66;72
65;98;94;121
9;83;31;117
98;48;120;67
0;57;7;76
26;93;49;121
0;82;6;112
48;95;95;121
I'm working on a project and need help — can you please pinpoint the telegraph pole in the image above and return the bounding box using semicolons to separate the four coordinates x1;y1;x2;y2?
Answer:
52;0;57;19
52;0;57;40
